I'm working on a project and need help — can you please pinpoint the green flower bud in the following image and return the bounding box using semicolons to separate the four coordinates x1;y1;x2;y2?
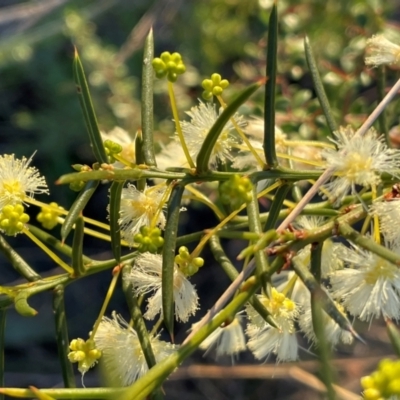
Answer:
202;79;213;91
133;226;164;253
152;51;186;82
68;337;102;374
201;73;230;100
178;246;190;259
220;174;253;210
175;246;204;276
69;180;85;192
72;164;84;171
202;90;213;100
103;139;123;163
212;86;223;96
168;72;178;82
192;257;204;268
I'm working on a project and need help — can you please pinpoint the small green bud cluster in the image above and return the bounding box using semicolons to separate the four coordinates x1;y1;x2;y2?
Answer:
68;338;102;374
361;358;400;399
69;181;85;192
36;202;64;230
175;246;204;276
103;139;123;163
152;52;186;82
0;204;29;236
134;226;164;253
220;174;253;210
202;73;229;100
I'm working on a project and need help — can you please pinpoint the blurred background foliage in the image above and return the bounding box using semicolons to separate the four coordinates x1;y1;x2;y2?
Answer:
1;0;400;396
1;0;399;198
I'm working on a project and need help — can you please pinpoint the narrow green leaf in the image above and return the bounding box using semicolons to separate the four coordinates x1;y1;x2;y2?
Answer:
0;310;5;400
246;185;270;288
57;167;186;185
122;266;163;400
61;180;99;241
135;132;146;192
196;82;261;173
208;235;278;328
53;285;76;389
162;183;185;338
339;223;400;265
310;241;323;283
28;225;93;266
109;181;125;263
14;291;37;317
73;47;108;164
141;28;156;166
291;184;303;203
304;36;338;135
311;292;336;400
72;216;85;277
263;182;291;231
264;2;278;168
135;130;145;165
0;234;41;281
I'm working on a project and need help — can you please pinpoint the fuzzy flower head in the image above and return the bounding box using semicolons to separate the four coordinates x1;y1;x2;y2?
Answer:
365;35;400;68
299;300;353;347
0;154;48;210
246;289;299;362
370;199;400;244
232;119;286;171
129;252;199;322
197;315;246;360
329;243;400;322
322;126;400;203
156;141;189;171
94;312;176;386
245;118;287;150
232;138;264;171
179;100;245;165
118;184;166;247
